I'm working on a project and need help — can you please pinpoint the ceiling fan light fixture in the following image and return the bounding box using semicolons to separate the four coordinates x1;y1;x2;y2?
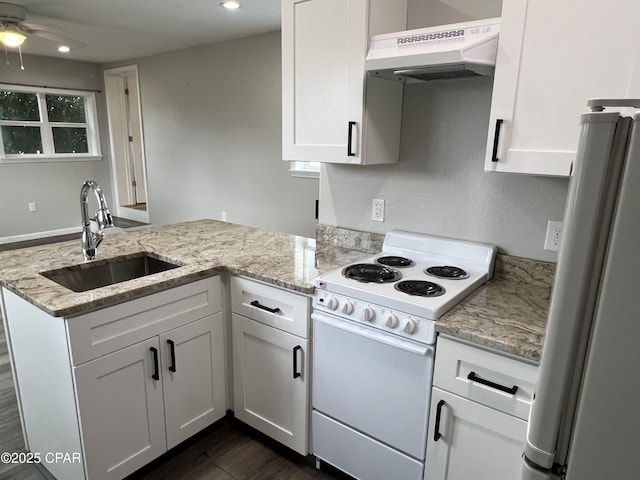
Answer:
0;25;26;48
220;1;241;10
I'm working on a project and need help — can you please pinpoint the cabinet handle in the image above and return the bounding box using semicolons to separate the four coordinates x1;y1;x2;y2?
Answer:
150;347;160;381
491;118;503;162
167;339;176;373
250;300;281;314
292;345;302;379
467;371;519;395
347;121;356;157
433;399;446;441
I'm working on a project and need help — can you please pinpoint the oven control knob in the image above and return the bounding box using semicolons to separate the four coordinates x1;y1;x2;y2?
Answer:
325;296;339;310
385;313;398;329
341;301;354;315
402;319;417;334
361;307;375;322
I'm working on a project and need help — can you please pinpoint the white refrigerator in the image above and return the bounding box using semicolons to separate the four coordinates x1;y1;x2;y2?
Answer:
522;99;640;479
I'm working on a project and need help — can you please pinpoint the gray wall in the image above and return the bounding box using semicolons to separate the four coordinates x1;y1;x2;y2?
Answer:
0;55;112;240
319;75;568;262
104;31;318;238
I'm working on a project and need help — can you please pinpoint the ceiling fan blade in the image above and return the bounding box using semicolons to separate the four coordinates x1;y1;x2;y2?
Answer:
27;28;86;49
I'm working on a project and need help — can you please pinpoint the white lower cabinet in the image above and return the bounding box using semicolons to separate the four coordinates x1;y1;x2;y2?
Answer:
160;314;227;449
75;313;226;479
74;337;167;480
425;387;527;480
3;277;226;480
230;276;310;455
424;336;538;480
4;273;312;479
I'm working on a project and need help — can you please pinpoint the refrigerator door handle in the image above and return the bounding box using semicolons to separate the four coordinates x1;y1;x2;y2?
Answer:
467;371;518;395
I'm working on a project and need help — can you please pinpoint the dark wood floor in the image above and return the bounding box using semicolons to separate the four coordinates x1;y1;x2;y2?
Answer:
122;203;147;212
0;217;147;253
0;318;339;480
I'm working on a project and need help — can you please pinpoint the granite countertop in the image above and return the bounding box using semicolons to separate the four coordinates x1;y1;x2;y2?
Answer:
436;254;554;362
0;220;553;361
0;219;337;318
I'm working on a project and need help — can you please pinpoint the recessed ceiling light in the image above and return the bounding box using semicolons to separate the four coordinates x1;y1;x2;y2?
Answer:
220;1;241;9
58;45;71;53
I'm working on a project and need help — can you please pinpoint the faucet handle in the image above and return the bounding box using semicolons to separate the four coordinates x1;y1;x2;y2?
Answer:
96;209;114;229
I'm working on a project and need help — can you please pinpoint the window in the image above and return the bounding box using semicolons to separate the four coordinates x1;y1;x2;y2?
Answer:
0;84;101;162
289;161;320;178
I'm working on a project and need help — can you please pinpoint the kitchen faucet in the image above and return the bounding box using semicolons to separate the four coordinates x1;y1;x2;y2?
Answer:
80;180;114;261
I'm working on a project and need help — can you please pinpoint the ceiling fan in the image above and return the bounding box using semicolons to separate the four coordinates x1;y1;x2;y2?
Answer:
0;2;85;55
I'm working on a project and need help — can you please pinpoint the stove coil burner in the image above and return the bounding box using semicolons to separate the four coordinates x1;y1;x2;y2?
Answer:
342;263;402;284
425;265;469;280
395;280;446;297
376;256;415;268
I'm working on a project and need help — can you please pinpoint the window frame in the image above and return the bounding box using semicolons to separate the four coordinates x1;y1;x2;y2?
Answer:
0;84;102;163
289;160;320;178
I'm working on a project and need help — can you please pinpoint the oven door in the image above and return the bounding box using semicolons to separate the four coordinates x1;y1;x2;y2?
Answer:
312;311;434;460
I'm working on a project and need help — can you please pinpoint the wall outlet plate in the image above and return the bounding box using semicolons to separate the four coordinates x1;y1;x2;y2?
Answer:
544;220;563;251
372;199;384;222
28;202;37;213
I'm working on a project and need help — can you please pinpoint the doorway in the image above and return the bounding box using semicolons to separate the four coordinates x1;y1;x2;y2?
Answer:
104;65;149;223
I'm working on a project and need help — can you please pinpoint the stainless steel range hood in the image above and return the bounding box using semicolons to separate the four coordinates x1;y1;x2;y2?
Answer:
366;18;500;83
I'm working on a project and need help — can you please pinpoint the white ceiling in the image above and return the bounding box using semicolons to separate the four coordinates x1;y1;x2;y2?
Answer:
3;0;281;63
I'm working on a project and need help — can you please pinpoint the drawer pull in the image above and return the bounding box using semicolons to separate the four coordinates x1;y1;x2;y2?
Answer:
250;300;281;314
167;339;177;373
434;399;446;441
467;371;518;395
150;347;160;381
293;345;302;379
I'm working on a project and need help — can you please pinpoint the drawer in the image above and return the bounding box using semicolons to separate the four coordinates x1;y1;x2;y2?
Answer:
434;336;538;420
312;411;424;480
230;276;310;338
67;276;221;365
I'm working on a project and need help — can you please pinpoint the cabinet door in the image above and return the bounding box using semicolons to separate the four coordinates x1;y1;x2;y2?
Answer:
424;387;526;480
74;337;167;480
282;0;404;165
485;0;640;176
282;0;367;163
161;313;227;449
232;313;309;454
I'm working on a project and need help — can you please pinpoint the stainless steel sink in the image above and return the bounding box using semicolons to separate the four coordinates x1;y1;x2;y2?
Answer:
41;252;181;292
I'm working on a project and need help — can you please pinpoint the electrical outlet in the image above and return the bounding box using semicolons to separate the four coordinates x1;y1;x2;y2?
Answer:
221;211;227;221
372;199;384;222
28;201;37;213
544;220;563;252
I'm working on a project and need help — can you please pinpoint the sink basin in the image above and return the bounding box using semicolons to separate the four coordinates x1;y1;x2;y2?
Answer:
41;252;181;292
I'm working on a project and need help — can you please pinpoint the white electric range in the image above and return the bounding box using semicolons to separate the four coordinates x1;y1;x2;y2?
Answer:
311;230;496;480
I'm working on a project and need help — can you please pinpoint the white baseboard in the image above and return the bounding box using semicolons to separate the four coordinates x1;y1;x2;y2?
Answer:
0;227;82;245
117;206;149;224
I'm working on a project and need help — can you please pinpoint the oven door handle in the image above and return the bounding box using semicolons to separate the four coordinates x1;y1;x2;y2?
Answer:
312;312;433;356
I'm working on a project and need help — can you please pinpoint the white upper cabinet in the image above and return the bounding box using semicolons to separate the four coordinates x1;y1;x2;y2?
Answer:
282;0;407;165
485;0;640;176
